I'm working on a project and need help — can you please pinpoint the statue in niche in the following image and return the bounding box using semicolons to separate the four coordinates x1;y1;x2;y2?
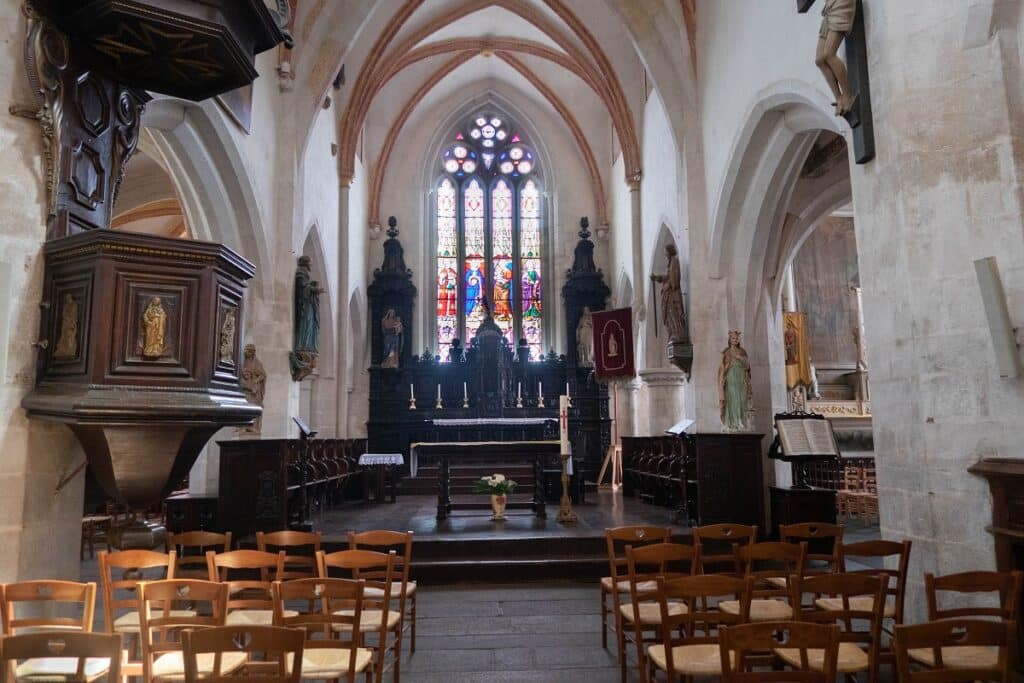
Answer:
815;0;857;116
141;297;167;359
650;244;687;343
290;256;324;381
240;344;266;434
719;330;753;431
219;308;237;363
380;308;404;368
54;292;79;359
576;307;594;366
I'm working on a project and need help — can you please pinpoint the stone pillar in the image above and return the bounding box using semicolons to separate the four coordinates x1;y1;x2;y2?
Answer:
850;2;1024;609
638;369;687;433
335;182;351;437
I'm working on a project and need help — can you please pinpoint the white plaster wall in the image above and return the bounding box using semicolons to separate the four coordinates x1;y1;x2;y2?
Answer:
0;2;85;582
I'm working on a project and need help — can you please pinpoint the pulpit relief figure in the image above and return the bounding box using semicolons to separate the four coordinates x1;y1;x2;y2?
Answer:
240;344;267;434
719;330;753;431
141;297;167;359
381;308;404;368
576;307;594;366
219;308;237;363
650;243;687;342
54;292;79;359
815;0;857;116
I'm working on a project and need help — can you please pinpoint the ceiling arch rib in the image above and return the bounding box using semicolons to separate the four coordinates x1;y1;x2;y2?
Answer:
367;50;476;226
337;0;640;185
368;51;607;227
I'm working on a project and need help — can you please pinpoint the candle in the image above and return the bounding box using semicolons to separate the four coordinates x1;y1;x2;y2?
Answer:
566;382;570;398
517;382;522;399
538;381;543;398
436;384;441;400
463;382;468;400
409;383;415;400
559;396;571;454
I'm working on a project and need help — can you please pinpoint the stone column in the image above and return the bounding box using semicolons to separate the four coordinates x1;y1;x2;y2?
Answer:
850;2;1024;606
335;181;351;437
638;369;687;433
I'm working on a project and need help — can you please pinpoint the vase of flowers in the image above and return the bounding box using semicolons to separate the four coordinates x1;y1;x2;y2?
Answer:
473;473;517;520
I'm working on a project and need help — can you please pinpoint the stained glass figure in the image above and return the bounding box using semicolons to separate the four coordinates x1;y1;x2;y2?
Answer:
435;114;544;359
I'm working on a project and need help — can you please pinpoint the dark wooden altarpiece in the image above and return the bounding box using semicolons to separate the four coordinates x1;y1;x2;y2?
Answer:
366;218;612;487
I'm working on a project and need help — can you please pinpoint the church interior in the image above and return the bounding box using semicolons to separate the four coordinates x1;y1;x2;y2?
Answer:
1;0;1023;681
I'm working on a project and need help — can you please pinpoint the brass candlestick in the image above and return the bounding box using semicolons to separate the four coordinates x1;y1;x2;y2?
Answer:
435;397;443;410
409;397;416;410
537;395;545;408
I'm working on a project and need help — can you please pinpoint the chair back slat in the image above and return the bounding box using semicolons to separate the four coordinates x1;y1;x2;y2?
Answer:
168;531;232;579
693;524;757;574
207;550;286;614
604;526;671;581
925;570;1023;621
182;624;304;683
779;522;843;573
0;631;122;683
720;621;840;682
736;541;806;599
257;531;322;581
893;618;1016;683
0;581;96;634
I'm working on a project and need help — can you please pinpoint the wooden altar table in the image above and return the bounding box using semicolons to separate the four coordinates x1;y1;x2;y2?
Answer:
411;440;560;520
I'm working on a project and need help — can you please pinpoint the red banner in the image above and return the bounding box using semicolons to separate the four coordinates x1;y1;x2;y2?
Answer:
592;307;636;381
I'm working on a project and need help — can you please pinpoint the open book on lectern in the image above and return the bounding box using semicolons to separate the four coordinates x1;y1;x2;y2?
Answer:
774;414;840;460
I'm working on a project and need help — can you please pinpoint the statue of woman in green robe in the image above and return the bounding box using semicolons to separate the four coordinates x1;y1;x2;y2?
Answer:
719;330;753;431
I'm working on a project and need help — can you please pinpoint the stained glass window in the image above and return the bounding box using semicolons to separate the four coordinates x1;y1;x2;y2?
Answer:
434;114;543;360
436;178;458;361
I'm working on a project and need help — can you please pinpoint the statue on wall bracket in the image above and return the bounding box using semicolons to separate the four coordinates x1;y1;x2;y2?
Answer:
650;243;693;377
290;255;324;381
719;330;754;432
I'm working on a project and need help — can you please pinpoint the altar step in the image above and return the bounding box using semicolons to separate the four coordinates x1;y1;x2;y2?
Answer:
325;531;691;583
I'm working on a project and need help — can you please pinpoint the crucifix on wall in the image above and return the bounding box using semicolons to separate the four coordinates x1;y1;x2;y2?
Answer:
799;0;875;164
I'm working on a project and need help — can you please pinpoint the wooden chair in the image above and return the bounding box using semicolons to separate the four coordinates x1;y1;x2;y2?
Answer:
97;549;180;635
256;530;322;581
316;549;400;683
137;578;244;682
0;581;96;635
618;542;698;683
166;531;232;580
272;578;375;682
181;625;304;683
906;570;1024;670
348;530;417;654
692;523;757;575
720;621;840;682
893;619;1017;683
601;525;671;652
821;540;911;625
778;522;843;577
720;541;806;622
647;574;754;680
206;549;290;626
0;631;122;683
80;515;113;560
784;572;887;682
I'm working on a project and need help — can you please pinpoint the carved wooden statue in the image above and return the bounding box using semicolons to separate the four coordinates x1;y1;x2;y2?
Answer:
815;0;857;116
576;307;594;367
650;243;687;343
719;330;753;431
240;344;267;434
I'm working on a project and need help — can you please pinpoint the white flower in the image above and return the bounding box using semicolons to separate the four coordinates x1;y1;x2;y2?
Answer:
493;474;506;483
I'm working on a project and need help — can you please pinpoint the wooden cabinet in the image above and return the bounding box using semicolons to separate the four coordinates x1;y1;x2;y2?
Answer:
769;487;837;537
164;494;219;534
693;434;766;530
